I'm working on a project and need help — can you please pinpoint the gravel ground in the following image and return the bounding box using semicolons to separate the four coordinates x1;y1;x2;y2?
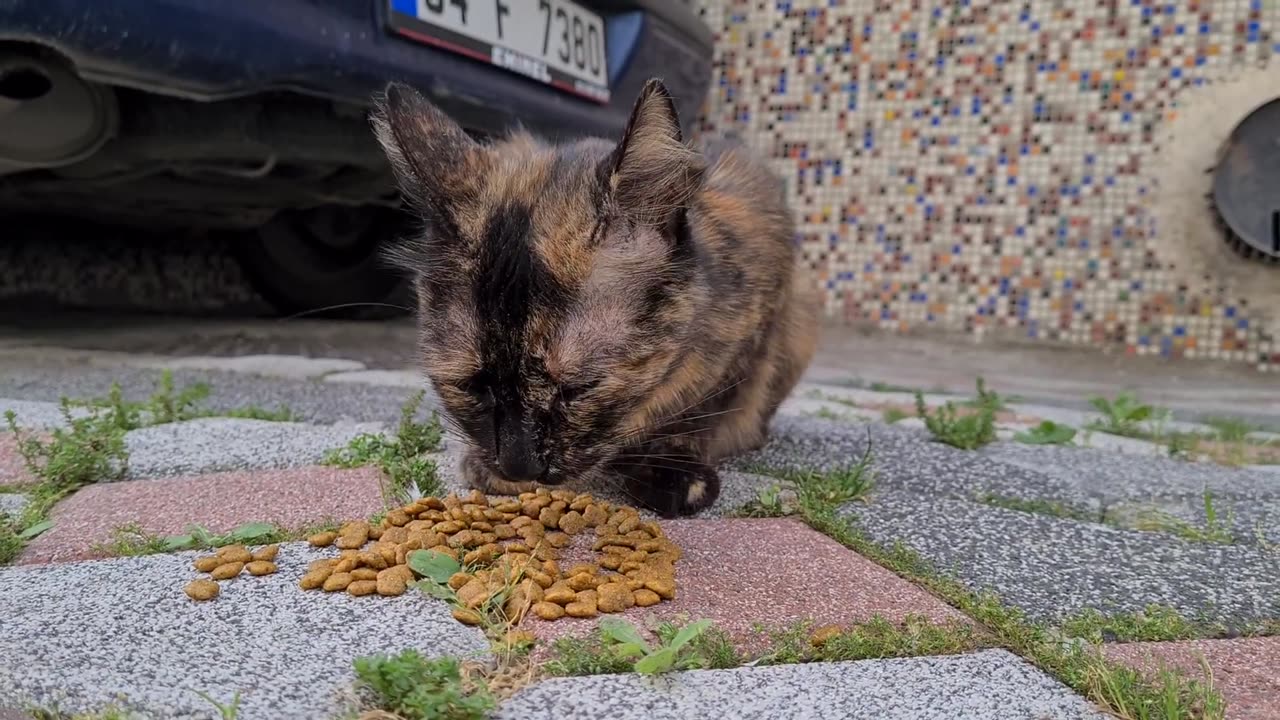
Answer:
0;493;28;518
497;649;1109;720
0;543;487;719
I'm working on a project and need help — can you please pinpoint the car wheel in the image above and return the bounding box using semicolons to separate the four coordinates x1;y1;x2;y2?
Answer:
234;205;413;319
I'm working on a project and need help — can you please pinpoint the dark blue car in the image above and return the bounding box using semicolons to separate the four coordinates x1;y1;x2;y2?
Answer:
0;0;713;315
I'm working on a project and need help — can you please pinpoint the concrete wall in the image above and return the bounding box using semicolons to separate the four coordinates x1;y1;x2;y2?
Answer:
696;0;1280;370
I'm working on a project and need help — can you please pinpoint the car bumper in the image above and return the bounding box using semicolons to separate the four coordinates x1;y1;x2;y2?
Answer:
0;0;713;140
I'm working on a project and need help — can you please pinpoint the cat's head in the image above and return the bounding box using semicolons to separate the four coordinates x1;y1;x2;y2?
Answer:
372;79;707;486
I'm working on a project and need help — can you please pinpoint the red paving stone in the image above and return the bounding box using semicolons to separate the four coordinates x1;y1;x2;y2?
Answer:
1103;637;1280;720
523;517;968;651
19;466;386;565
0;434;39;486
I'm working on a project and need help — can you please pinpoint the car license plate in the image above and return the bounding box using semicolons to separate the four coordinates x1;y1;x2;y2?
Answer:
386;0;610;104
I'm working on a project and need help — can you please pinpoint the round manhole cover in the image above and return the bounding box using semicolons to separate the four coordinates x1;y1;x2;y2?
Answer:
1210;97;1280;263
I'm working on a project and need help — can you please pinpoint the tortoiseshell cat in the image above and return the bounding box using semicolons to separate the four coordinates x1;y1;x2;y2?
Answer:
371;79;818;517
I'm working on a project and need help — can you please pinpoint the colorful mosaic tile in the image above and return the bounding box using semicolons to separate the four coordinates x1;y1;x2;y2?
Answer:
696;0;1280;370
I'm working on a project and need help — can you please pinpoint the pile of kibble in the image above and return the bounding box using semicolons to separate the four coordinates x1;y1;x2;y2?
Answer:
183;544;280;600
185;488;681;625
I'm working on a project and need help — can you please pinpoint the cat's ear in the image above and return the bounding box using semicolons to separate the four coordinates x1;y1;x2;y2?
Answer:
600;78;705;227
371;82;481;218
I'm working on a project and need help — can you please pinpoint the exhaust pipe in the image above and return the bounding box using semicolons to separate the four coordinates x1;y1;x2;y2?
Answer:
0;47;117;175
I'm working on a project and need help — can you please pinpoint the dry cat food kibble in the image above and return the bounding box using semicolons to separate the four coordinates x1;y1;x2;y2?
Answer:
301;489;683;623
183;544;281;601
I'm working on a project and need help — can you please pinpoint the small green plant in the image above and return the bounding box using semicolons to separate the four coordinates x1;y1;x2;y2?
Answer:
193;690;241;720
916;388;996;450
74;372;292;429
1166;432;1200;462
654;619;742;670
324;391;443;505
881;407;908;424
755;616;982;665
975;493;1098;522
733;483;793;518
92;519;338;557
1087;391;1157;438
545;618;716;676
1061;605;1220;644
962;376;1018;412
1203;417;1257;444
353;650;494;720
1014;421;1077;446
1132;488;1235;545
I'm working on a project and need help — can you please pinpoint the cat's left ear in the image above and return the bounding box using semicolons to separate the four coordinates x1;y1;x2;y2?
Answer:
371;82;484;221
600;79;705;227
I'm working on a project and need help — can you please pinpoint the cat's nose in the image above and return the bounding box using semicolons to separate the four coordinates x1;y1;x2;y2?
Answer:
497;449;546;482
496;423;546;482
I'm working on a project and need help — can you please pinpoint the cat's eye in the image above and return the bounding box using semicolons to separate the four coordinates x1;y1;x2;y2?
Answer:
559;380;599;404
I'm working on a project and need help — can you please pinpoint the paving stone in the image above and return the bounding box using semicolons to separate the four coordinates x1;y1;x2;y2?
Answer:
150;354;366;379
19;466;387;565
497;649;1107;720
980;443;1280;546
0;363;433;424
524;518;967;649
124;418;385;478
323;369;425;387
0;398;93;430
0;544;487;719
0;492;28;518
841;490;1280;626
1102;637;1280;720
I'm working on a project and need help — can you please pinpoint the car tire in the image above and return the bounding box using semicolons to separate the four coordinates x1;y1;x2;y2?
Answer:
234;205;414;319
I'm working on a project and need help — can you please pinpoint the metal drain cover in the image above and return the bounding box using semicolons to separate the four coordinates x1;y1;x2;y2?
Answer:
1211;97;1280;262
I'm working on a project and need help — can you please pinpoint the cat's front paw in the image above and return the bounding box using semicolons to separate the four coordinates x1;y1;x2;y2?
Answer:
461;449;537;496
623;462;721;518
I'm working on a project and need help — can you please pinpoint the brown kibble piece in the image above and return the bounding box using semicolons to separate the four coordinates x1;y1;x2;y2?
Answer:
533;601;566;620
347;580;378;597
557;511;587;535
376;568;408;596
184;579;220;601
216;545;253;564
617;515;640;534
351;568;379;581
545;531;571;548
544;583;576;605
564;600;598;618
299;569;330;589
251;545;279;562
447;572;473;590
356;552;387;570
193;556;221;573
644;577;676;600
246;561;278;576
308;531;338;547
810;625;844;647
538;506;563;529
632;588;661;606
456;578;491;608
210;562;244;580
596;582;635;613
452;607;484;625
323;572;354;592
386;509;411;526
567;573;599;591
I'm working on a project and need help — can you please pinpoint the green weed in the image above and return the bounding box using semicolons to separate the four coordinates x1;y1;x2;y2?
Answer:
544;617;718;676
353;650;494;720
1087;391;1158;438
92;519;338;558
975;493;1098;522
916;384;997;450
193;690;241;720
1132;489;1235;545
1014;421;1077;446
1061;606;1221;644
324;391;443;506
881;407;909;424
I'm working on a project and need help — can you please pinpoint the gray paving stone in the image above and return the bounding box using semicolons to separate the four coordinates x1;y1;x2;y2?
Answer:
0;543;487;720
497;649;1107;720
841;490;1280;626
124;418;385;479
0;492;27;518
0;398;94;430
0;363;434;425
323;369;425;388
153;354;366;379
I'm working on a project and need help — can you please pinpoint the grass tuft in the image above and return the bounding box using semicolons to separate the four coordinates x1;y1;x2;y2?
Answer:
353;650;494;720
915;381;997;450
324;391;444;506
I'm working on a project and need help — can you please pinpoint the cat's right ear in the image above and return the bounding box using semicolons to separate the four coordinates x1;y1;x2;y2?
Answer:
371;82;480;219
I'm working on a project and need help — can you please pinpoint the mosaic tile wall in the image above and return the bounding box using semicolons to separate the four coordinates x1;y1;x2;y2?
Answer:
695;0;1280;370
